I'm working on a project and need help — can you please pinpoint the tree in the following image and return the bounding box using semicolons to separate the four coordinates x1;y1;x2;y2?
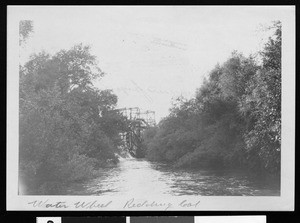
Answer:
19;44;126;194
143;21;281;175
240;21;281;173
19;20;33;46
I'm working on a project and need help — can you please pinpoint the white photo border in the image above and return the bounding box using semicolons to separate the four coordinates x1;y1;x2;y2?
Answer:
7;5;295;211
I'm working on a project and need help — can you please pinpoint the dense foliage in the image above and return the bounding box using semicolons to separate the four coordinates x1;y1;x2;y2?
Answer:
19;20;34;46
19;43;127;194
143;22;281;175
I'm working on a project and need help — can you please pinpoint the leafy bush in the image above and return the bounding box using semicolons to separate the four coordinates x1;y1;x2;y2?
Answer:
143;22;281;175
19;44;126;194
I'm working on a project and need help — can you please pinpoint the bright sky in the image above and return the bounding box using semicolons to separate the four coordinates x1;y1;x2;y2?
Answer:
13;6;290;122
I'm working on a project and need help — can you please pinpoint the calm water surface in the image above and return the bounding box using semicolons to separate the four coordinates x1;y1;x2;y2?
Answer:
66;158;280;196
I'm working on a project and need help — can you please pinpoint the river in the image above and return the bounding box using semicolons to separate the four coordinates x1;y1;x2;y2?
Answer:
66;157;280;196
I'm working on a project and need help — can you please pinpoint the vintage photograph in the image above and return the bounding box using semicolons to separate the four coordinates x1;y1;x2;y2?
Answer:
7;6;295;210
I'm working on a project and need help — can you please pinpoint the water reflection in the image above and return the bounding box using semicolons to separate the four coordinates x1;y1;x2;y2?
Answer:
66;158;280;196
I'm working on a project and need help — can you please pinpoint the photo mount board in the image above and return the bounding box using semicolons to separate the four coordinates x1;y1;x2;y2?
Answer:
7;6;295;211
